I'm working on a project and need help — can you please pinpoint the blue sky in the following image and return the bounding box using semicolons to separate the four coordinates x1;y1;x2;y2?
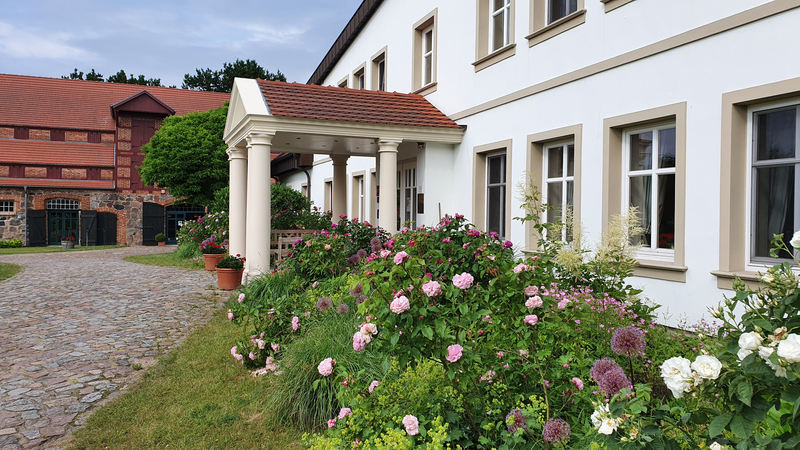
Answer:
0;0;363;86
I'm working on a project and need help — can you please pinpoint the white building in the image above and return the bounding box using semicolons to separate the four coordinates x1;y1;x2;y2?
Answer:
225;0;800;324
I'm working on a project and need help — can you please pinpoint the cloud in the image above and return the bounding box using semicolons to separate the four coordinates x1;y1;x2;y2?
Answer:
0;21;93;61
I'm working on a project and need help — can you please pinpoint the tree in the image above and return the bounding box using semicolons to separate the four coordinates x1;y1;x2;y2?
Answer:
139;103;228;205
106;69;162;86
62;68;104;81
182;59;286;93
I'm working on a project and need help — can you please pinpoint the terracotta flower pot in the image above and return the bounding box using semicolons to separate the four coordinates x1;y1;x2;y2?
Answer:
157;241;166;247
217;268;244;290
203;253;226;270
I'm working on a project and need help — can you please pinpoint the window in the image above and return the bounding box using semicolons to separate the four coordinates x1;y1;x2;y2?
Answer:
371;48;387;91
0;200;14;213
47;198;79;210
527;0;585;47
352;172;366;222
473;140;513;238
352;63;366;90
474;0;516;72
412;9;437;94
749;102;799;261
602;103;687;282
543;141;575;237
337;76;348;88
324;178;333;213
623;123;677;260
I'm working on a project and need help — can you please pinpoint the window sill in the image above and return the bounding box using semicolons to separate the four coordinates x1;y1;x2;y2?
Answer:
526;9;586;47
710;270;762;290
633;260;687;282
601;0;636;13
472;44;516;73
412;82;438;96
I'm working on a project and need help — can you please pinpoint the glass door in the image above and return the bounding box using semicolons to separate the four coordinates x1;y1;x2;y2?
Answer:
48;211;79;245
396;163;418;230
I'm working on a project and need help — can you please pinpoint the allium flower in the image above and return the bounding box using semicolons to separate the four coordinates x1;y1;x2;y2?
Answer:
525;296;543;308
370;237;383;252
422;281;442;297
571;377;584;390
228;309;234;321
393;251;409;264
338;408;352;419
291;316;300;331
237;293;245;303
610;327;646;357
353;332;366;352
347;255;361;266
357;249;367;259
316;297;333;312
524;315;538;326
691;355;722;380
368;380;380;393
390;296;410;314
402;415;419;436
317;358;335;376
591;358;632;395
543;419;571;445
505;408;528;433
337;303;350;315
452;273;474;289
660;356;694;398
350;283;364;298
445;344;463;363
524;285;539;296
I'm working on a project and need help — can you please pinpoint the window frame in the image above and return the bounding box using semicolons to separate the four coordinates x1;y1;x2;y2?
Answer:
473;139;513;239
352;63;366;90
351;171;367;222
526;0;585;48
412;9;438;95
474;0;516;72
602;102;687;282
0;200;14;214
490;0;512;53
486;153;508;237
324;178;333;213
337;75;348;88
542;139;576;240
371;47;388;91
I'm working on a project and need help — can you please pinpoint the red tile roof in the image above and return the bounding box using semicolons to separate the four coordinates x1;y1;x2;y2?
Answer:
0;74;230;131
0;140;114;167
257;80;462;129
0;178;114;189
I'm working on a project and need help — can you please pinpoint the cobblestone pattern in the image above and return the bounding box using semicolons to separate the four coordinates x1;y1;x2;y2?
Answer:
0;247;220;449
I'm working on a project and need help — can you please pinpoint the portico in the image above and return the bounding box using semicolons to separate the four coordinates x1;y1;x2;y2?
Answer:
223;78;464;277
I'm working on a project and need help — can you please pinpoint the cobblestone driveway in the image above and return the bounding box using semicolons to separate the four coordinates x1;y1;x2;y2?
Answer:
0;247;220;449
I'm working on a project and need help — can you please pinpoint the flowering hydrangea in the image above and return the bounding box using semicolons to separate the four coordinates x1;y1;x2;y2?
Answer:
543;419;571;445
402;415;419;436
317;357;335;377
422;281;442;297
445;344;463;363
390;296;410;314
452;272;474;290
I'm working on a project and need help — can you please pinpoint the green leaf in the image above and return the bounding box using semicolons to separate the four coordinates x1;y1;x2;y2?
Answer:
421;326;434;341
709;412;732;438
729;415;755;439
737;380;753;406
389;333;399;347
794;392;800;421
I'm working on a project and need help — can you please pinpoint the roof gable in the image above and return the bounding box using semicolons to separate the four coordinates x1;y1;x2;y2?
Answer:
110;90;176;118
224;78;271;138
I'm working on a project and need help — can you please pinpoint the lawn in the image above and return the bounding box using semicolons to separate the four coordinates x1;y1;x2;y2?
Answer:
123;250;204;270
0;245;125;255
0;262;20;281
67;305;302;450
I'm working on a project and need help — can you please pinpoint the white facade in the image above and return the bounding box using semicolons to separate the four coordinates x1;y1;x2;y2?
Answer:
288;0;800;325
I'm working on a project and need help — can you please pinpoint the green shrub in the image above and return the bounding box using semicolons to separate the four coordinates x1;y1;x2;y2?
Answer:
154;233;166;242
177;242;200;259
0;239;23;248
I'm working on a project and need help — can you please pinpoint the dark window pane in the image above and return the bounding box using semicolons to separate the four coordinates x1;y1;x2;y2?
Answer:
657;174;675;249
487;186;504;234
754;166;794;258
378;60;385;91
488;154;505;184
756;108;796;161
546;181;562;224
567;144;575;177
424;30;433;53
629;132;653;171
493;0;505;11
492;11;505;51
424;55;432;85
547;147;563;178
658;128;676;168
629;175;652;247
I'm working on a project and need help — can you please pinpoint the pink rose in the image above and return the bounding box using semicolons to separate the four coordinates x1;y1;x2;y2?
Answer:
513;263;531;274
265;356;277;371
248;352;255;360
271;343;279;353
558;299;570;310
446;344;463;363
292;316;300;331
525;296;543;308
230;346;238;357
421;281;442;297
255;339;265;349
360;323;378;336
327;418;337;428
390;296;410;314
318;357;335;376
452;272;474;290
338;407;352;419
571;377;584;390
227;309;234;321
402;415;420;436
380;249;392;258
369;380;380;393
353;332;366;352
524;315;538;326
237;293;245;303
524;285;539;296
324;244;331;250
393;251;409;265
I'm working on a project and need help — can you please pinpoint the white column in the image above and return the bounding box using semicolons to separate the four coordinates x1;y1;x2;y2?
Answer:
227;145;248;260
378;139;401;234
245;132;275;276
331;155;349;223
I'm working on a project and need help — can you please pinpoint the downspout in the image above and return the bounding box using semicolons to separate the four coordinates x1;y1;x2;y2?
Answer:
297;154;312;203
23;186;27;246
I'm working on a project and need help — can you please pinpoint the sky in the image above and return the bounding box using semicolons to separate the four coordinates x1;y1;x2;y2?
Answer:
0;0;364;87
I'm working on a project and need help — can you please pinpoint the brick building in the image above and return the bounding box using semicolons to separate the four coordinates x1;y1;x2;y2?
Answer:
0;74;229;246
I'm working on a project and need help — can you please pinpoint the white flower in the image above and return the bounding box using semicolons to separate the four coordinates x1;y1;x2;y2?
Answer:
761;273;775;284
737;348;753;361
661;357;694;398
710;442;723;450
691;355;722;380
598;418;619;435
738;331;763;351
759;346;788;378
790;230;800;249
591;403;623;435
777;334;800;363
758;345;774;361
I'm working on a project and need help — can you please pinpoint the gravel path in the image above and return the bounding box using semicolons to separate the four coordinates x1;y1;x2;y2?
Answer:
0;247;221;449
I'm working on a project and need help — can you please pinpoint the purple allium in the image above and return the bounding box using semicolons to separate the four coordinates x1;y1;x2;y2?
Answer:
357;249;367;259
611;327;646;357
542;419;571;445
591;358;632;395
591;358;620;380
347;255;361;266
356;295;367;305
316;297;333;312
370;237;383;252
350;283;364;298
505;408;528;433
337;303;350;315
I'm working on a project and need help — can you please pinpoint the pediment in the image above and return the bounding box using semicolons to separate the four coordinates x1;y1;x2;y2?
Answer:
110;90;175;117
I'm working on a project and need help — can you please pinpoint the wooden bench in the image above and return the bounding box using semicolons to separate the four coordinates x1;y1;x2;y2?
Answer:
270;229;320;265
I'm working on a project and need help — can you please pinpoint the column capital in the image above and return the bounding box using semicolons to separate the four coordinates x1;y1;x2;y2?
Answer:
246;131;276;146
330;154;350;166
378;138;402;152
226;146;248;161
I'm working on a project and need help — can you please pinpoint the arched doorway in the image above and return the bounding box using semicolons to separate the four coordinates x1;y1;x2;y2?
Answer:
47;198;79;245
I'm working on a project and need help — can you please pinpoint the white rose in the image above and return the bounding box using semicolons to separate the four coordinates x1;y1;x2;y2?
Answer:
661;357;694;398
777;334;800;363
710;442;723;450
737;348;753;361
598;418;619;435
758;345;774;361
691;355;722;380
790;230;800;249
738;331;763;351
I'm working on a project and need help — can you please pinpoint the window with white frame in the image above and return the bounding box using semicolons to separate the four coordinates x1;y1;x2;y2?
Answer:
548;0;577;24
623;123;677;260
491;0;511;52
422;27;434;86
413;9;437;92
486;153;507;237
749;101;799;261
0;200;13;213
47;198;79;210
543;141;574;239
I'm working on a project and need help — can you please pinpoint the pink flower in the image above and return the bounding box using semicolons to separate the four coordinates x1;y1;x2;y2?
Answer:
524;315;538;326
513;263;531;274
524;285;539;296
292;316;300;331
380;249;392;258
446;344;463;363
227;309;234;321
525;296;543;309
353;332;366;351
338;408;352;419
324;244;331;250
317;358;335;376
557;299;570;310
497;352;504;358
452;272;474;290
248;352;255;360
255;339;265;349
369;380;380;393
265;356;277;371
237;293;245;303
327;418;337;428
422;281;442;297
402;415;420;436
360;323;378;336
393;251;409;264
312;281;319;288
571;377;584;390
271;343;279;353
390;296;410;314
230;346;238;357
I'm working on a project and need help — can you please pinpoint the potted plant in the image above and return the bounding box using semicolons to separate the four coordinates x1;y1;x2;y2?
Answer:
155;233;167;247
61;235;75;249
215;254;245;290
200;235;227;270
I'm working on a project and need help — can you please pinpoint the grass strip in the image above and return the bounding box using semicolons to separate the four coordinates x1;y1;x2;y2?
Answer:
0;245;125;255
123;251;204;270
67;305;302;450
0;262;20;281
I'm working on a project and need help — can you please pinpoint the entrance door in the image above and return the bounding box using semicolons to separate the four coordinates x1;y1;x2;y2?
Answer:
48;210;79;245
397;163;418;230
166;205;206;244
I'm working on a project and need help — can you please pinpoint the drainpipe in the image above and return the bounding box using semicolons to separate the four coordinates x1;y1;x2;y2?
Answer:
300;167;312;202
23;186;27;246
